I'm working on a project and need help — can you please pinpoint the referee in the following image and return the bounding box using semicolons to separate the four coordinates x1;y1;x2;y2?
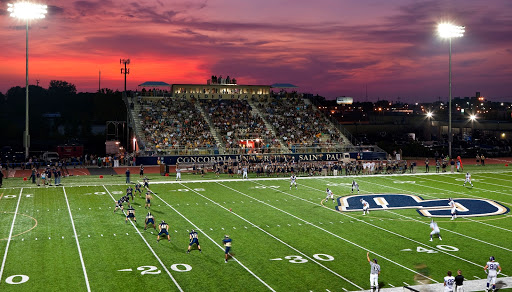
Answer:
455;270;464;292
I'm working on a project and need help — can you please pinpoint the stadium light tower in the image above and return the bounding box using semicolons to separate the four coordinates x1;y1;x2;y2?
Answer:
7;2;48;159
438;23;465;158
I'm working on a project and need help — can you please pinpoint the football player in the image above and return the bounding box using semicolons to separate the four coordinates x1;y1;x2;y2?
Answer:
484;256;502;292
125;206;136;224
135;182;143;197
444;271;455;292
325;188;335;204
352;180;359;193
145;191;152;209
222;235;232;263
187;229;202;253
157;220;170;242
429;219;442;241
143;176;150;190
114;196;124;213
361;198;370;215
448;198;457;220
463;172;473;187
144;212;156;230
290;174;297;190
126;186;134;201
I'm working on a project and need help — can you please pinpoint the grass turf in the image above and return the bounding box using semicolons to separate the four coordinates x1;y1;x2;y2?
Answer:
0;164;511;291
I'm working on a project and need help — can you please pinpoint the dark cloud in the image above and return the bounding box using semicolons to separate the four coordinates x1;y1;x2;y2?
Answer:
48;5;65;16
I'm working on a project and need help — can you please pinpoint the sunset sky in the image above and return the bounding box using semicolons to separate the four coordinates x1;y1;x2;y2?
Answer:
1;0;512;101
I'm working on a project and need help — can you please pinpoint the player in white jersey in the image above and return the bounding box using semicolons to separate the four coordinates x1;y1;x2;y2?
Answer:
290;174;297;190
448;198;457;220
360;199;369;215
242;166;248;179
176;166;181;181
444;271;456;292
463;172;473;187
484;256;502;292
324;188;335;204
429;219;442;241
367;252;380;291
352;180;359;193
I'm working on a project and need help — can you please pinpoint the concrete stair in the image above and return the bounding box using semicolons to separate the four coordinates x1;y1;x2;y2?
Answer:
247;99;291;153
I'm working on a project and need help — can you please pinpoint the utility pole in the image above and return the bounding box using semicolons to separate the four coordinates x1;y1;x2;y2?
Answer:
120;58;130;93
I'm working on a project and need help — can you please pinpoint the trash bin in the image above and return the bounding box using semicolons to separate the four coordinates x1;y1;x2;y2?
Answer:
160;164;167;176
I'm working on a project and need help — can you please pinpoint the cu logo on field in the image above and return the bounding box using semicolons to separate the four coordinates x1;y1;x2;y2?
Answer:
336;194;509;218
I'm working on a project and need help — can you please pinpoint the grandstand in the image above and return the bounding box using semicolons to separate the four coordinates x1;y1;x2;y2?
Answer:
128;79;378;156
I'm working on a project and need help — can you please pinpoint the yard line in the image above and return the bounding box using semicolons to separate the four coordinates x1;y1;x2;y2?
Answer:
276;180;499;275
63;187;91;292
217;182;436;284
102;185;184;292
180;183;365;289
149;190;276;292
375;176;512;234
0;189;23;285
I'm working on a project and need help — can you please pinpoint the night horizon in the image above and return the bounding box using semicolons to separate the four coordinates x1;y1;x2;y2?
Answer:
1;0;512;102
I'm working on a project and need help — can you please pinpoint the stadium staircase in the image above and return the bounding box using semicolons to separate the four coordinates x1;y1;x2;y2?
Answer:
305;98;354;147
247;99;291;153
194;100;226;154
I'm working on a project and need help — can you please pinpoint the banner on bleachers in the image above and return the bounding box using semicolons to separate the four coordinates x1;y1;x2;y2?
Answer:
135;152;386;166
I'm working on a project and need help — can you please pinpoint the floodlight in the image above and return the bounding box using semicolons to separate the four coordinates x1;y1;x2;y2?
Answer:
469;114;477;121
426;112;433;118
438;23;465;38
7;2;48;20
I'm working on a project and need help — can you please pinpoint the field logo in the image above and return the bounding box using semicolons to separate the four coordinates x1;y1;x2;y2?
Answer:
336;194;509;218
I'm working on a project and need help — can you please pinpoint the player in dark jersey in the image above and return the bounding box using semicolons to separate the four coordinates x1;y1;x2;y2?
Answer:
139;164;144;178
143;177;149;190
144;212;156;230
222;235;232;263
125;206;136;224
187;229;202;253
123;195;131;207
145;192;152;209
157;221;170;242
135;183;142;197
126;186;134;201
114;197;125;213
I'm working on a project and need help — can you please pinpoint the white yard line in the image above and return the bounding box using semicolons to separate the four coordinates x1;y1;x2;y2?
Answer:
0;189;23;284
266;179;498;276
63;186;91;292
178;183;364;289
420;175;512;198
102;186;184;292
216;182;435;285
149;189;276;292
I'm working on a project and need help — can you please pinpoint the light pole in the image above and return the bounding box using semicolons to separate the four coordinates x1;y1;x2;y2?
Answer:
469;114;477;140
7;2;47;159
438;23;464;158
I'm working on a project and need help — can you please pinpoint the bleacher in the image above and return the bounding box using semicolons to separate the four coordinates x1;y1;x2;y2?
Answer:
129;94;355;155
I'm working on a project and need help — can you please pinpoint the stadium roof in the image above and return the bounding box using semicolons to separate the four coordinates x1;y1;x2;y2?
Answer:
138;81;171;87
271;83;298;88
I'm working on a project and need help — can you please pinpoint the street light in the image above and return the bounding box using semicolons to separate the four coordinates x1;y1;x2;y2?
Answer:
7;2;48;159
438;23;464;158
469;114;477;140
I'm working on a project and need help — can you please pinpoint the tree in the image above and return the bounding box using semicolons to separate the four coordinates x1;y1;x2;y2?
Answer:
48;80;77;97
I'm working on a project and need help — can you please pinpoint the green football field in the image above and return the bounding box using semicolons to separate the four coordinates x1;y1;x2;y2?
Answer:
0;165;511;291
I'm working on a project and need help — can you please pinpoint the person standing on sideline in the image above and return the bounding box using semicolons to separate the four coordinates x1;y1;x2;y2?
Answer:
367;251;380;292
444;271;455;292
481;155;485;166
176;165;181;181
425;158;429;173
125;168;130;184
484;256;501;292
139;164;144;178
455;270;464;292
